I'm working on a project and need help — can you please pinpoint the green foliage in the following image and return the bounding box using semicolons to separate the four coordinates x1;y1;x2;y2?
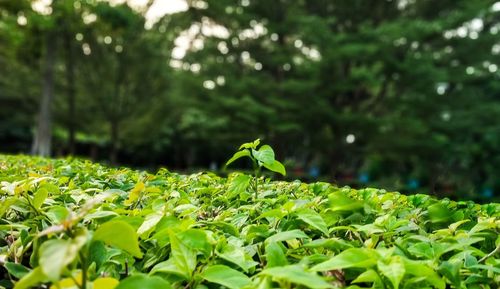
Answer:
1;0;500;199
115;274;172;289
261;265;333;289
226;139;286;176
226;139;286;199
201;265;252;289
0;155;498;288
93;220;143;258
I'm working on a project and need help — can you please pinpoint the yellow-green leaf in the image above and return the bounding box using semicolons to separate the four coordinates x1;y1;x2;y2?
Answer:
202;265;252;289
93;277;119;289
377;256;405;289
124;181;144;206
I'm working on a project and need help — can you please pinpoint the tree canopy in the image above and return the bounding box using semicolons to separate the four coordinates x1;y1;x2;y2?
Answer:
1;0;499;200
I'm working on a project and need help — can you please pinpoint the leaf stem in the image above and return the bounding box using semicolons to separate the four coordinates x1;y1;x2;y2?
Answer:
24;195;42;217
69;274;84;289
79;251;87;289
479;244;500;263
253;166;260;200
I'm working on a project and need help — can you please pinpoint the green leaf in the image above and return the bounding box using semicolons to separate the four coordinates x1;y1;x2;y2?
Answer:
124;181;145;206
201;265;252;289
255;276;272;289
228;174;252;196
93;277;120;289
303;238;353;250
296;208;328;235
5;262;31;279
469;218;497;234
262;160;286;176
209;221;239;236
178;229;212;257
33;188;48;209
84;210;119;221
403;259;445;289
169;231;197;280
93;220;143;258
328;192;363;212
45;206;69;224
226;150;251;167
352;269;383;286
311;248;378;271
115;274;172;289
377;256;405;289
408;242;435;260
150;259;186;277
266;229;309;244
137;212;163;236
467;264;500;274
438;261;461;288
260;265;333;289
409;239;482;261
258;208;287;219
252;145;275;165
239;139;260;150
217;243;258;272
39;183;59;194
39;238;83;281
0;197;17;218
89;240;107;270
428;203;452;223
13;267;47;289
448;219;470;231
265;242;288;267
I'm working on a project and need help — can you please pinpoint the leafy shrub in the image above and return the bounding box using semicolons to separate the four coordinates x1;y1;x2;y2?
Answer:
0;155;499;289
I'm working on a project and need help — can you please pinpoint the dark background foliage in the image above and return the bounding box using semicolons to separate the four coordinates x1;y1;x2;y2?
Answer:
1;0;499;201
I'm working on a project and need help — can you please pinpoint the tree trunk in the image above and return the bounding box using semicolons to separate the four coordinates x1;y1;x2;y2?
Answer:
32;31;56;156
64;31;76;155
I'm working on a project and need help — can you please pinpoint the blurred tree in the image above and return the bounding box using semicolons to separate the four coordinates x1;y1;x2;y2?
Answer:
60;0;82;154
31;0;61;156
0;0;38;152
78;2;172;163
0;0;499;200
